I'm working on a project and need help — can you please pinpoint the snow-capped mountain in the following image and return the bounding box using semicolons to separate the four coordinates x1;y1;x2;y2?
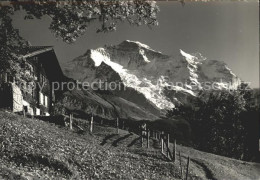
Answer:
63;40;241;110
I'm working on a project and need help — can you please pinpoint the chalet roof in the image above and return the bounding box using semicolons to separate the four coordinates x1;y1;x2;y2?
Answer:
21;46;64;82
22;46;54;58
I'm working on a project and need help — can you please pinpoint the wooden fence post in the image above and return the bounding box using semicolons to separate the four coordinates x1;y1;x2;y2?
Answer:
179;151;183;179
69;114;73;130
147;130;150;148
72;114;74;128
161;137;164;153
116;118;119;134
141;129;144;147
172;139;177;162
69;114;71;128
167;134;170;158
185;156;190;180
167;134;170;144
90;116;93;133
162;132;165;150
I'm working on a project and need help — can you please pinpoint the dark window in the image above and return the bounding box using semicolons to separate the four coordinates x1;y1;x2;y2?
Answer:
7;75;14;82
24;106;28;113
21;61;26;68
32;89;34;98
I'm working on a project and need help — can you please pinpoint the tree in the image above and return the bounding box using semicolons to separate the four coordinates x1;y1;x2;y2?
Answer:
168;89;249;159
195;90;247;158
0;5;31;83
0;0;159;82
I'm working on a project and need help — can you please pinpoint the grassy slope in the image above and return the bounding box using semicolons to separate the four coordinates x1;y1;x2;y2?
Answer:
0;111;259;180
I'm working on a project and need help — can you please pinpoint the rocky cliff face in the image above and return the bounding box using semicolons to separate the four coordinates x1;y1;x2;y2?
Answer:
63;40;241;112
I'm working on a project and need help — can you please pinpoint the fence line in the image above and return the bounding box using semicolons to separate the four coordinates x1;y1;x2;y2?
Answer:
30;114;191;179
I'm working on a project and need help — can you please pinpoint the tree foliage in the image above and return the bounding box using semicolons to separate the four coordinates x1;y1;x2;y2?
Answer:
0;0;159;81
194;90;246;159
16;0;159;43
168;88;260;161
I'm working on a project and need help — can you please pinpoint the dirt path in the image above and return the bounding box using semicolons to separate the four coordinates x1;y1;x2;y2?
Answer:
97;129;260;180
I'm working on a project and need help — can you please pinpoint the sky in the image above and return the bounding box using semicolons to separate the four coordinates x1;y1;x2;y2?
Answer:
12;1;259;88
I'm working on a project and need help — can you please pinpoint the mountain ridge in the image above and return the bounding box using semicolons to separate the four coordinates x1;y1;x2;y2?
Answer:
63;40;241;112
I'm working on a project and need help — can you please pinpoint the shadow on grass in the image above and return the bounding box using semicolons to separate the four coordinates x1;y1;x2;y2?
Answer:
191;159;216;180
100;134;118;146
0;166;27;180
11;153;72;177
131;149;168;162
112;133;133;147
127;136;141;147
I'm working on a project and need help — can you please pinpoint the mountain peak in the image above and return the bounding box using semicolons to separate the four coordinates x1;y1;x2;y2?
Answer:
180;49;196;61
64;40;242;110
124;40;153;50
117;40;161;53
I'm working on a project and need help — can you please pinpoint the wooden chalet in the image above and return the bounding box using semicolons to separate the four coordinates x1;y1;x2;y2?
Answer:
0;46;64;116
